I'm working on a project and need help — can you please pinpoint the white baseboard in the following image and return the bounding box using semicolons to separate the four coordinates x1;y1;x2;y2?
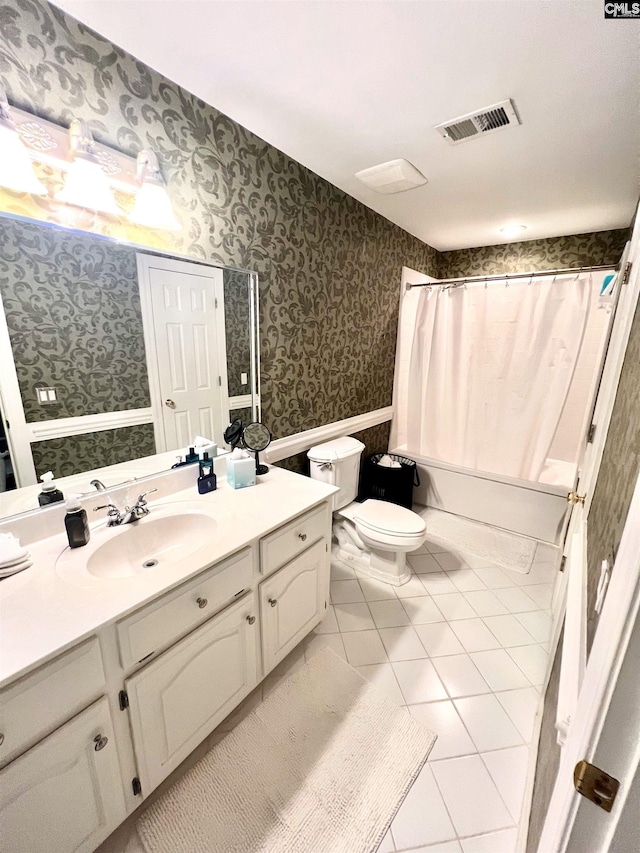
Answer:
264;406;393;464
27;408;154;442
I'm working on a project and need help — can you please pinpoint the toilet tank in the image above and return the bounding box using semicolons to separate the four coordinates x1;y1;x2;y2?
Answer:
307;436;365;511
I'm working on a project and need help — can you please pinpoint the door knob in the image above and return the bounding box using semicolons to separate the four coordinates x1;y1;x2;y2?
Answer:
268;598;277;607
165;399;176;409
567;491;586;506
93;734;108;751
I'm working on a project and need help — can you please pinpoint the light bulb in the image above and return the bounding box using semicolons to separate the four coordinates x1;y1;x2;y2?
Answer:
128;149;181;231
55;119;120;216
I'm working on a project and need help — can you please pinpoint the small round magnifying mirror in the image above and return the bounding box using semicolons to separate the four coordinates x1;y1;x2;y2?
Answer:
243;422;271;475
224;418;244;449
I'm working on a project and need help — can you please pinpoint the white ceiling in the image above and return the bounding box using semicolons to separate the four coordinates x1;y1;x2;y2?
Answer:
53;0;639;251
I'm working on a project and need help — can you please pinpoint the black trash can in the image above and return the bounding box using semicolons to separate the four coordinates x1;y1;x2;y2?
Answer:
364;453;420;509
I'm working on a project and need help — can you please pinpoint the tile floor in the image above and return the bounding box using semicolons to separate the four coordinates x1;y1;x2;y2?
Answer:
98;529;556;853
314;531;557;853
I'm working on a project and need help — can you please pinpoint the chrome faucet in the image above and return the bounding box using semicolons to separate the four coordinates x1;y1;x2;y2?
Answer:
94;489;157;527
90;479;107;491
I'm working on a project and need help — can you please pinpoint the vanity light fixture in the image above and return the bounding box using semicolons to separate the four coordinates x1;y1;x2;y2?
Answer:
55;119;121;216
0;88;47;196
499;224;527;239
128;149;180;231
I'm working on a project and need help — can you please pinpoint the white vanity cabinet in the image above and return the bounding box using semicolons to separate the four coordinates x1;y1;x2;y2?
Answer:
0;697;126;853
125;592;259;792
260;539;328;672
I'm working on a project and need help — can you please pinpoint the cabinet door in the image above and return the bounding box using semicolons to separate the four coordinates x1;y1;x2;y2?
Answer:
260;539;327;673
0;698;126;853
126;593;258;793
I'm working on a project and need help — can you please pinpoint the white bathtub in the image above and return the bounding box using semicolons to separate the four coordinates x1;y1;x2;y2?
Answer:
395;452;572;545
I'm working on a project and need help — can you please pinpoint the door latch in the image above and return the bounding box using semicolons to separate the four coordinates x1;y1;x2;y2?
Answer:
573;760;619;812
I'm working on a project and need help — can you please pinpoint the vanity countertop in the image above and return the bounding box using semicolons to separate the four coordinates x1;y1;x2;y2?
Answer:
0;467;337;689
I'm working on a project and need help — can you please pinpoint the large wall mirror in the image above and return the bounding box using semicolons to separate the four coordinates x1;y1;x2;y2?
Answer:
0;215;260;520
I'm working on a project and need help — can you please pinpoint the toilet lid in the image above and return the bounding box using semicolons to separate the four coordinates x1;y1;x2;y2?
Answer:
352;500;426;536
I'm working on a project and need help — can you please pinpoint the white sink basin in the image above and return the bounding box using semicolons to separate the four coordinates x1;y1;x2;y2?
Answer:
56;503;219;582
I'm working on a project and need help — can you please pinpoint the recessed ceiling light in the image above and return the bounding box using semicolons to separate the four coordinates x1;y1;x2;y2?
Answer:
499;224;527;238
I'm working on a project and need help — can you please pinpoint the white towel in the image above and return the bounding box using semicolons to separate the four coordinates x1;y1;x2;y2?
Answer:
0;533;29;567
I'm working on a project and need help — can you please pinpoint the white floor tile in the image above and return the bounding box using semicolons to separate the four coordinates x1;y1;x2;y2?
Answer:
455;551;496;570
396;575;431;598
357;574;398;601
391;764;457;849
334;602;375;632
402;595;446;624
482;745;530;822
313;604;339;634
414;623;465;657
460;828;518;853
356;663;405;707
473;567;515;589
446;569;487;593
449;619;501;652
409;553;444;574
463;590;509;617
493;587;539;614
430;592;478;621
419;572;458;595
522;584;553;610
432;654;491;698
434;551;469;572
377;829;395;853
341;630;388;665
369;598;412;628
330;579;365;604
379;626;429;661
403;843;462;853
483;615;536;648
330;560;357;580
454;694;523;752
393;659;448;704
303;632;346;662
494;688;540;742
469;650;531;691
507;645;549;686
516;611;553;643
431;755;513;837
423;538;451;555
409;700;476;760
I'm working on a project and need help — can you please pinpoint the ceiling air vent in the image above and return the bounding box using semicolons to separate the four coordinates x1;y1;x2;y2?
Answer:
435;99;520;145
355;159;427;194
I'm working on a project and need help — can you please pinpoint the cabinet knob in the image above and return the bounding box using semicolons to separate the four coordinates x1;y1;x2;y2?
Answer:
93;734;108;751
298;533;307;542
268;598;277;607
246;615;256;625
197;597;208;609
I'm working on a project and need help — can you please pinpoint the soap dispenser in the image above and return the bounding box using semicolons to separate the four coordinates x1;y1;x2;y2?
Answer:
38;471;65;506
64;496;90;548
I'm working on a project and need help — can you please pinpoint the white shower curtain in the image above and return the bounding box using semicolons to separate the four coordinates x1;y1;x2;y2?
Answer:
404;274;591;481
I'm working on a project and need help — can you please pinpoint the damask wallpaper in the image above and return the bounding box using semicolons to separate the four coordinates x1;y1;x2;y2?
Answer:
30;423;156;480
223;269;252;399
438;229;629;278
0;0;438;454
0;218;150;422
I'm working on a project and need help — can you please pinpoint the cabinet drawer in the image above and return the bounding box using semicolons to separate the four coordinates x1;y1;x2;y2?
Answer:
260;503;328;577
0;697;126;853
126;593;258;793
0;638;105;767
117;547;253;669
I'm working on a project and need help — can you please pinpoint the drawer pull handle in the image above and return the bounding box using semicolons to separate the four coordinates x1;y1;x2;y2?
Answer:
268;598;278;607
197;597;208;609
298;533;307;542
94;734;109;752
246;615;256;625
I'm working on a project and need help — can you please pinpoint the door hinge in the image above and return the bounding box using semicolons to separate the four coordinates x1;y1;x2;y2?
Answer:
621;261;632;286
118;689;129;710
218;376;222;387
587;423;596;444
560;555;567;573
215;297;219;309
132;776;142;796
574;760;619;812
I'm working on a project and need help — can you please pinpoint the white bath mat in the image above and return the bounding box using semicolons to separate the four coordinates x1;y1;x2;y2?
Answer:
421;507;537;574
137;648;436;853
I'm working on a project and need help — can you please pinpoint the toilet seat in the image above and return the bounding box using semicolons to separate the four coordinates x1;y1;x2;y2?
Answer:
339;499;426;548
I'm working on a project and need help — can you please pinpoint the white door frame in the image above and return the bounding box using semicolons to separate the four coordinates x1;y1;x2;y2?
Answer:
0;293;37;487
537;471;640;852
136;253;229;454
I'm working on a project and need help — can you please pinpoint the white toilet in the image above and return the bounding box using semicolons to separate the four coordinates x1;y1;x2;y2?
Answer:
308;436;427;586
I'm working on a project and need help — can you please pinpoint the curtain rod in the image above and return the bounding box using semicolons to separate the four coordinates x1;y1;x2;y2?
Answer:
405;263;618;291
